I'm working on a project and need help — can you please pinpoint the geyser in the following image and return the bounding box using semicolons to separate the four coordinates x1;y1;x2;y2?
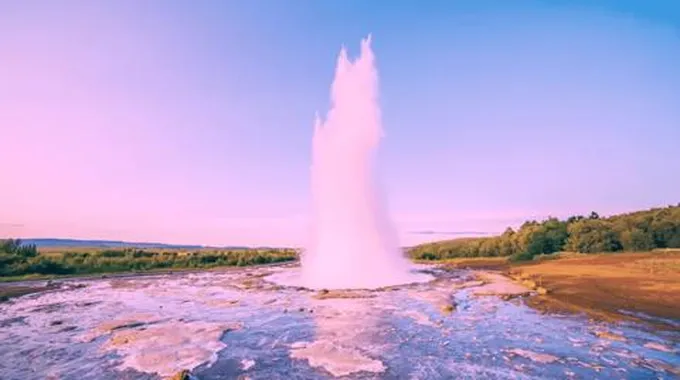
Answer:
298;35;424;289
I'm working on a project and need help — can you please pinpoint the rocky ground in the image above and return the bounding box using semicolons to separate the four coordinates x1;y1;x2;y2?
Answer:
0;264;678;379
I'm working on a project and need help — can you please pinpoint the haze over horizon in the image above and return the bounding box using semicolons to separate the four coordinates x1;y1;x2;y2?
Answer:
2;1;679;247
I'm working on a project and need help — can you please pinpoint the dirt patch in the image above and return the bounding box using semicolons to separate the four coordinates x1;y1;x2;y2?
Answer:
235;277;266;290
472;272;532;299
110;279;155;290
593;330;627;342
510;251;680;327
0;283;60;302
312;289;376;300
437;257;510;271
202;299;240;308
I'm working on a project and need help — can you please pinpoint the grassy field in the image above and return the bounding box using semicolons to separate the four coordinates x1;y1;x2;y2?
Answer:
0;244;300;300
0;241;299;283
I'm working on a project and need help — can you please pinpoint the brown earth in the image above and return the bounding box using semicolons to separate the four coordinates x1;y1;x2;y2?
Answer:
0;283;60;302
508;251;680;327
434;251;680;327
436;257;510;271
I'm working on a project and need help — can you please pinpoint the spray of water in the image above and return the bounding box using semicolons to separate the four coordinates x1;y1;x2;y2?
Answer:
299;36;420;289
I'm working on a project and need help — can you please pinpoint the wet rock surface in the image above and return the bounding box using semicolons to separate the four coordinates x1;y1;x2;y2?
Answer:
0;265;678;379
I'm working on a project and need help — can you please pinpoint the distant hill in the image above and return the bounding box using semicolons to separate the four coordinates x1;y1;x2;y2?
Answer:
20;238;240;250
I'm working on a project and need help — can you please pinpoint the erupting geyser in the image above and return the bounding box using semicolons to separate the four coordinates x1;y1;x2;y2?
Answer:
298;35;423;289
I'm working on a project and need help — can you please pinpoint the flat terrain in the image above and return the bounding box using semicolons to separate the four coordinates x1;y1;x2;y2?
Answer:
431;257;510;270
4;245;679;329
3;263;677;379
511;250;680;326
0;244;298;284
435;251;680;326
0;284;59;302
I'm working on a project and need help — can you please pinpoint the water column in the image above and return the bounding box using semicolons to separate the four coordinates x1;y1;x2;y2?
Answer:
301;36;415;289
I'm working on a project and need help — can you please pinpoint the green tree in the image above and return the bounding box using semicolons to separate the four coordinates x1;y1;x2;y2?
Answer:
566;219;622;253
498;228;518;256
620;228;655;251
540;217;569;253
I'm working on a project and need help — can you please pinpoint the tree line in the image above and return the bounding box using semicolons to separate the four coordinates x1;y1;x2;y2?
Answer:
409;204;680;261
0;241;297;278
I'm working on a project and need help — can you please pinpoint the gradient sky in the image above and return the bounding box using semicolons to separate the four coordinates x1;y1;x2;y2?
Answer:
1;1;679;247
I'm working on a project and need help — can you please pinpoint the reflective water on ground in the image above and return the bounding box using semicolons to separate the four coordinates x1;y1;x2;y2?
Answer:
0;265;678;379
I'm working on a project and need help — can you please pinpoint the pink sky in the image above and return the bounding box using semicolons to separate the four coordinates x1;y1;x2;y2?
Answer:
1;2;678;247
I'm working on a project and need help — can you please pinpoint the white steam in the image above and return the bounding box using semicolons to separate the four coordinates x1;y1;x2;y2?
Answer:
300;35;418;289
